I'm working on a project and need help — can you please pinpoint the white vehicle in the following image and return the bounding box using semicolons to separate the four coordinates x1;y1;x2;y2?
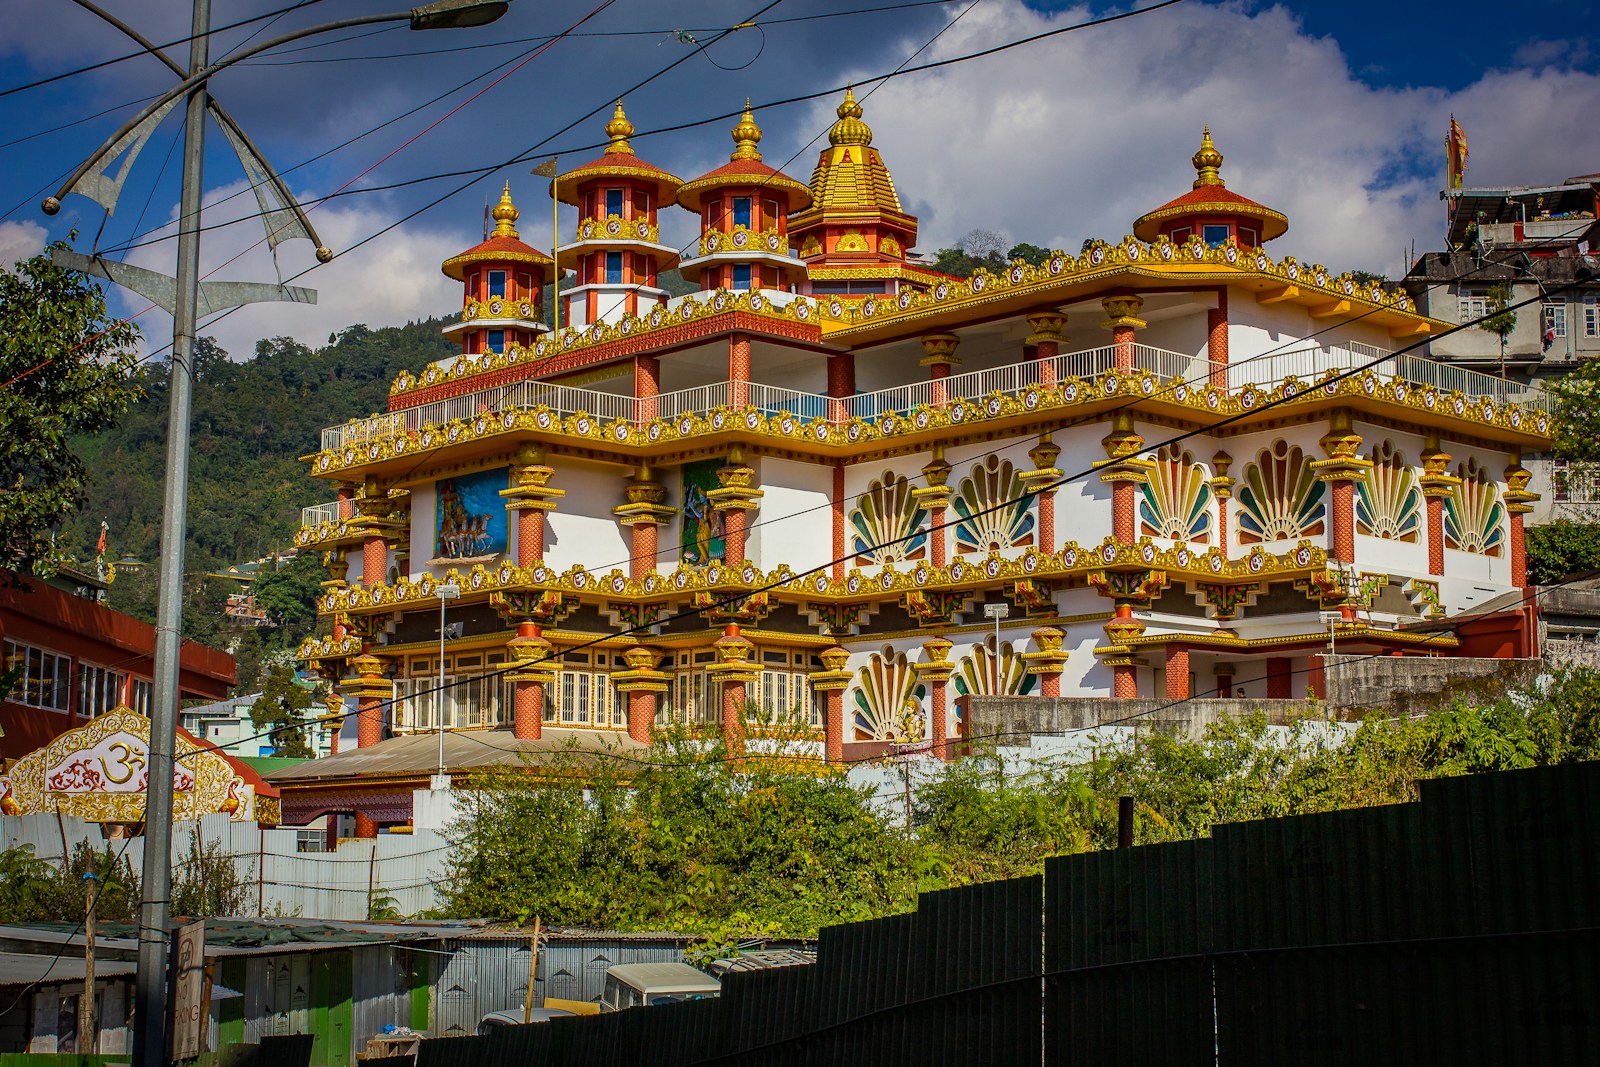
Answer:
475;1008;575;1034
599;962;721;1012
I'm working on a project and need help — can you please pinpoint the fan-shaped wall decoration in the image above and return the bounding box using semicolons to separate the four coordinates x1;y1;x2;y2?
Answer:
851;646;925;742
951;640;1036;698
1444;457;1506;556
1139;444;1213;542
1236;440;1326;544
849;471;928;565
1356;440;1422;541
953;455;1036;554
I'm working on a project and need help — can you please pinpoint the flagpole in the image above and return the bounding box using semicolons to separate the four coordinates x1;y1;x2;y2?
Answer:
551;159;560;333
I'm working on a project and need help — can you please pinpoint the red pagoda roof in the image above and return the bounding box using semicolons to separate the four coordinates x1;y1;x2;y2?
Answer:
1131;127;1288;243
551;102;682;205
441;185;553;280
676;106;813;212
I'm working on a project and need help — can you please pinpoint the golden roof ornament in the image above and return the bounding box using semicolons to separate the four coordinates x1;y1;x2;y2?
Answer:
1192;124;1225;188
730;99;763;161
828;86;873;147
604;100;635;155
490;182;519;238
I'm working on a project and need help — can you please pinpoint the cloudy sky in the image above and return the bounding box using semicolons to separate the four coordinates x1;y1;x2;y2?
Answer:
1;0;1597;360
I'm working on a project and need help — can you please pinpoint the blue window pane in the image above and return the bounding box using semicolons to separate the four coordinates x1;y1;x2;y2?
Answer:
487;329;505;353
733;264;752;290
605;189;624;216
1202;224;1230;248
732;197;751;228
488;270;506;298
605;251;622;284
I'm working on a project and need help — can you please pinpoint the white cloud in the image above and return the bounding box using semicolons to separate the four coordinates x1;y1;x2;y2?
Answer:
798;0;1600;276
0;220;47;271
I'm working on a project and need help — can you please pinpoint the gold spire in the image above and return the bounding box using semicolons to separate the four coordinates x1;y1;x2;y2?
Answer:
1192;124;1225;188
490;182;519;238
828;86;872;147
730;99;762;161
604;100;634;155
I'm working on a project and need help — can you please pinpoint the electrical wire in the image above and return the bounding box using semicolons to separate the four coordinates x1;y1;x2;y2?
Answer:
0;0;331;98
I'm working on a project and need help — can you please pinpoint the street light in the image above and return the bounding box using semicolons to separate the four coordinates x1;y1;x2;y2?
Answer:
984;602;1010;656
435;583;462;790
40;5;508;1067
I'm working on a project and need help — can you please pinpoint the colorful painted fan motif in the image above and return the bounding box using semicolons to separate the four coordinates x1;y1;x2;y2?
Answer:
1444;457;1506;556
951;640;1036;698
1356;440;1422;541
953;456;1036;554
1139;445;1213;542
1236;440;1326;543
850;471;928;564
851;646;925;741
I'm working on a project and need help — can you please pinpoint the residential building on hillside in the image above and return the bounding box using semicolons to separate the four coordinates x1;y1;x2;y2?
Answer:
276;99;1552;834
181;681;343;760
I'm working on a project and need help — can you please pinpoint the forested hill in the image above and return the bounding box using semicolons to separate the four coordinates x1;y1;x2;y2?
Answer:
64;317;455;572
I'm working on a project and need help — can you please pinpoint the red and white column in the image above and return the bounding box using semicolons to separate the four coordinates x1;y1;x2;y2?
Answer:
1101;295;1146;372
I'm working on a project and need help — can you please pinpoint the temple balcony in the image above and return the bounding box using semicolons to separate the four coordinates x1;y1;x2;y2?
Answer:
308;340;1548;483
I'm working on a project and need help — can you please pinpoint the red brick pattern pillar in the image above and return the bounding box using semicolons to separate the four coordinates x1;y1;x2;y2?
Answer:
1504;458;1538;591
1267;657;1292;699
1025;438;1061;555
514;678;543;740
337;484;356;520
832;464;846;579
1206;293;1229;389
929;505;947;567
827;353;855;425
635;354;660;422
628;690;655;742
1036;489;1056;554
729;332;751;408
1113;664;1138;698
631;523;658;579
507;621;554;741
920;334;959;408
519;510;545;565
811;647;853;763
1165;644;1190;700
1040;670;1061;698
1330;479;1356;565
342;653;391;750
1314;414;1368;567
1027;313;1066;387
355;812;378;839
362;536;387;588
1421;439;1455;578
1510;511;1528;589
722;679;747;747
826;689;844;761
1102;296;1145;372
723;509;747;566
1099;416;1150;547
358;693;383;748
1112;483;1136;545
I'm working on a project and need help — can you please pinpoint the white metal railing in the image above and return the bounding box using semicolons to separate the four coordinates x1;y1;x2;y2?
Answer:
300;501;344;527
316;342;1548;453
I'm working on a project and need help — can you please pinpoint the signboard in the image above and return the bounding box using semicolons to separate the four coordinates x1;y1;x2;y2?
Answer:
0;707;258;824
170;920;206;1061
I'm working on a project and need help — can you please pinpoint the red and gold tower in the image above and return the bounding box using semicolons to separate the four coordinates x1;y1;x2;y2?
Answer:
550;101;683;327
440;184;552;355
788;88;922;298
1132;126;1288;249
675;103;812;293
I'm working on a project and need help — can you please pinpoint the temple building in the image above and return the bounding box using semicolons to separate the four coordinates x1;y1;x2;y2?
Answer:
279;97;1550;832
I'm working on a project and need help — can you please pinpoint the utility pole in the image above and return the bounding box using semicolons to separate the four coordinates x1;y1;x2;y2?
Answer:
79;873;99;1054
522;917;542;1022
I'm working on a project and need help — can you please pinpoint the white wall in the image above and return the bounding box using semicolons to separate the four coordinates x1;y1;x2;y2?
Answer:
544;461;630;573
752;457;833;574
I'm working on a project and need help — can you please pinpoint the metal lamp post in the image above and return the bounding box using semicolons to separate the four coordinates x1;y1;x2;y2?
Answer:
40;5;508;1067
984;602;1010;655
435;582;462;790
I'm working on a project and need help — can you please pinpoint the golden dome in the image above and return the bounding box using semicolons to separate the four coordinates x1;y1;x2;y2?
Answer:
730;99;762;161
604;100;635;155
490;182;519;238
1192;125;1224;188
828;86;872;147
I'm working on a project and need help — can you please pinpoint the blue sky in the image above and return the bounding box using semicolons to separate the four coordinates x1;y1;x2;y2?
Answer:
1;0;1597;358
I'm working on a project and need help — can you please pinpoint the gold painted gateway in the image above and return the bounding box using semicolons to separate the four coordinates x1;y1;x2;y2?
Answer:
280;95;1549;832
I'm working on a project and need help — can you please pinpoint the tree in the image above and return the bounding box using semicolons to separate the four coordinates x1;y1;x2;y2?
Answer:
1006;243;1051;267
1526;519;1600;585
960;229;1009;261
1478;281;1517;382
0;243;140;574
171;828;254;917
253;552;327;639
250;662;318;758
1550;357;1600;463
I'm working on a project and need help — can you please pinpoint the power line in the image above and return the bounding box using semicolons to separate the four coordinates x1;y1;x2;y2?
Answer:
0;0;329;98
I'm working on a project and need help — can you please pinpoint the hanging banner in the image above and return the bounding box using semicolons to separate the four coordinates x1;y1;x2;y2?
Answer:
170;920;206;1061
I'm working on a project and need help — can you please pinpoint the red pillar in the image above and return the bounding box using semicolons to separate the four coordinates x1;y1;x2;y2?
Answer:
362;536;386;588
1037;489;1056;554
354;812;378;839
631;522;659;579
1112;483;1136;544
514;677;543;740
722;678;747;748
1427;496;1445;576
832;464;846;579
1308;654;1327;700
1165;644;1190;700
1267;657;1292;699
827;353;855;424
929;504;947;567
518;510;545;566
1206;291;1229;389
628;690;655;743
635;354;660;422
1113;664;1138;698
723;509;747;566
930;677;948;761
358;693;382;748
729;332;751;408
1039;671;1061;698
336;484;355;520
1027;313;1066;386
1102;295;1144;372
1330;479;1356;564
825;689;844;761
1113;325;1135;371
1510;510;1528;589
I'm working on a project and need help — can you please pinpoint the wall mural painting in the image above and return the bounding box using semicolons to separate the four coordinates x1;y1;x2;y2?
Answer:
433;467;508;564
850;471;927;565
1444;457;1506;556
680;458;726;566
953;456;1036;554
851;647;926;743
1236;441;1326;544
1139;445;1213;543
1356;441;1422;542
951;640;1036;733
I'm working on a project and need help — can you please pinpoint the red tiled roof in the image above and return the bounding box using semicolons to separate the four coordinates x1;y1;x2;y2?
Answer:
677;158;812;211
441;235;553;280
1133;184;1288;241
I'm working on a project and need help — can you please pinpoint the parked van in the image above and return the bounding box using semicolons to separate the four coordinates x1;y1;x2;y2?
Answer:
599;962;721;1012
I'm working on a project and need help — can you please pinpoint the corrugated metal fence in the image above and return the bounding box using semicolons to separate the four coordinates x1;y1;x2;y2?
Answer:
426;761;1600;1066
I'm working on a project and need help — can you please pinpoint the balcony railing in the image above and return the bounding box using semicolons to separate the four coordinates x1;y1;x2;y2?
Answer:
301;501;345;527
317;342;1548;453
